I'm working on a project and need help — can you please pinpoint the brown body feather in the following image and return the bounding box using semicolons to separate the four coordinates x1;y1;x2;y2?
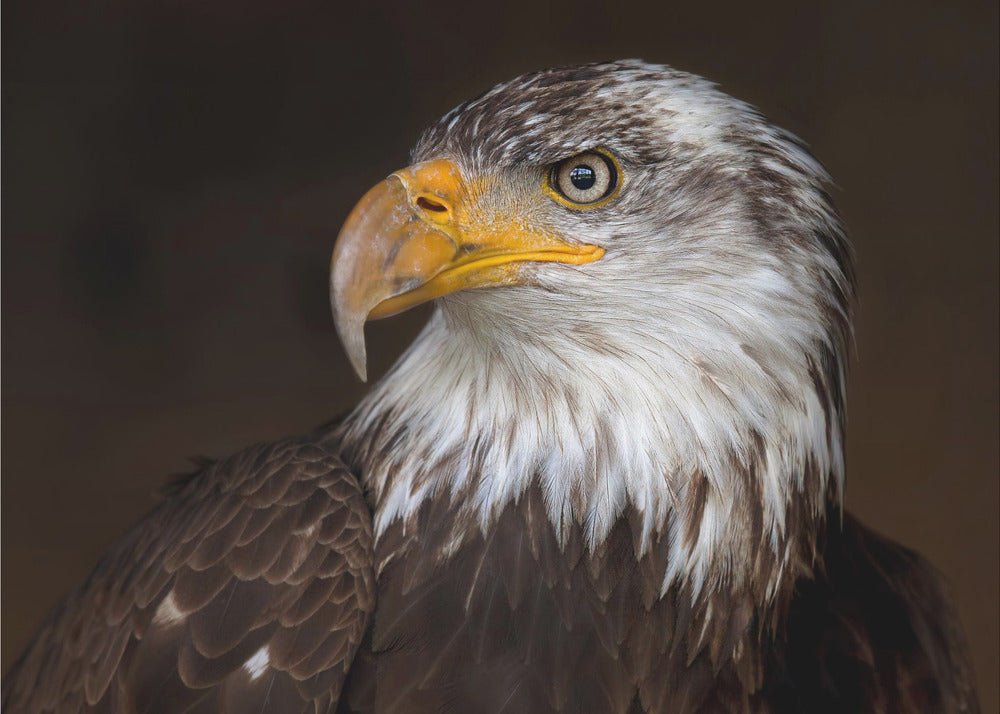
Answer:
765;512;980;714
335;481;978;713
2;430;978;713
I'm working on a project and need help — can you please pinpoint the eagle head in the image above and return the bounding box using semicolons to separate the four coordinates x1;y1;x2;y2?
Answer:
331;60;854;597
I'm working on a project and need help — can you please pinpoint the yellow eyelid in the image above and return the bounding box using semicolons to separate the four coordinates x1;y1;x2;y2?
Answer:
543;148;624;210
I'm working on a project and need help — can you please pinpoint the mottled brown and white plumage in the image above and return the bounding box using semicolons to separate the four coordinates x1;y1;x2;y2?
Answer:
3;61;979;714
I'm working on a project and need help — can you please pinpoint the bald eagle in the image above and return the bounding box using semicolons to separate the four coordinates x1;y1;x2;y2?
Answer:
3;61;979;714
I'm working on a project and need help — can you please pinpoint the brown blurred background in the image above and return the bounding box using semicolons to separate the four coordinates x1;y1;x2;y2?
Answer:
3;0;997;707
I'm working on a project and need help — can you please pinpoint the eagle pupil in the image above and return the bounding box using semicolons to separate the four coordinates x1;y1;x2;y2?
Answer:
569;165;596;190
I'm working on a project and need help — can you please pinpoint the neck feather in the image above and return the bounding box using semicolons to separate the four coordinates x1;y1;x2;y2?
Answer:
336;296;845;600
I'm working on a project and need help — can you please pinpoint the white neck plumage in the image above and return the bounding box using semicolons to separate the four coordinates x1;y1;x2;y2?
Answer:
337;277;846;600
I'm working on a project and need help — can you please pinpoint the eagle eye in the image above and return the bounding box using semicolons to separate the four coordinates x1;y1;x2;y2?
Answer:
548;150;619;207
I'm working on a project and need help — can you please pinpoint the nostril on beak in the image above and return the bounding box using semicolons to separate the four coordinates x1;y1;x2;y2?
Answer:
416;195;448;213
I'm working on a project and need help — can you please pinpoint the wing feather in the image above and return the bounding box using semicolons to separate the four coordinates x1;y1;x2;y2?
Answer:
2;437;374;714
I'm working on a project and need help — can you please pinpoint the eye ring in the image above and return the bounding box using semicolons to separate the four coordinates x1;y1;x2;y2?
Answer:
547;150;620;207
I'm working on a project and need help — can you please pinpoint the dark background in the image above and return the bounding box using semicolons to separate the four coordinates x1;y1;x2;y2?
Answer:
3;0;997;707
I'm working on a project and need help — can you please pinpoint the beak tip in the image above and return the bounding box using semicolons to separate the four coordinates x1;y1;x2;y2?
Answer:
333;304;370;383
343;334;370;383
352;356;369;383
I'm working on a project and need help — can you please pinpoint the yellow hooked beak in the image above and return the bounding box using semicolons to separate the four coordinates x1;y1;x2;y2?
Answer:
330;159;605;380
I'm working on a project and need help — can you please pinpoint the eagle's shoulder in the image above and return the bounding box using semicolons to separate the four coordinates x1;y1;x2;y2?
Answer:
767;511;980;714
2;435;375;714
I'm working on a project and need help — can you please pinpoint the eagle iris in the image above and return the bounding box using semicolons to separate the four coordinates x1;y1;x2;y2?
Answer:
550;150;618;206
